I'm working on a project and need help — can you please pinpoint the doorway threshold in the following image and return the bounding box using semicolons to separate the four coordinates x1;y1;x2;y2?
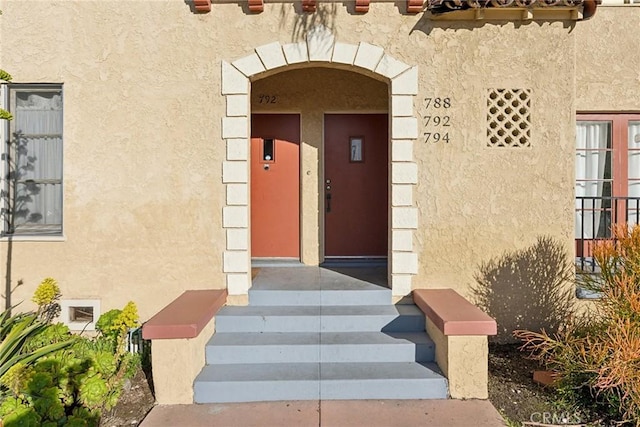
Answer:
251;258;304;268
321;257;388;268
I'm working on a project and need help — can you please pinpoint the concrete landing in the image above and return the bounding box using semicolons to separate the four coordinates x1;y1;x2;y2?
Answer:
140;399;506;427
250;266;388;291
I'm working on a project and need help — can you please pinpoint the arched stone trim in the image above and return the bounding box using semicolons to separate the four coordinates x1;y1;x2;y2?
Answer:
221;26;419;299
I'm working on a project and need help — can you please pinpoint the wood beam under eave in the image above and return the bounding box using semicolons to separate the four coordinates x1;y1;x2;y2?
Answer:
426;7;592;21
194;0;212;13
355;0;371;13
570;8;583;19
407;0;424;13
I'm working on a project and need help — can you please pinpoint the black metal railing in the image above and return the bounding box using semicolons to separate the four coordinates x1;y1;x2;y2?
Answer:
575;196;640;272
127;327;151;356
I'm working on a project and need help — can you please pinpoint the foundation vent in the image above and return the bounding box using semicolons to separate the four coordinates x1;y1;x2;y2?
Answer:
60;299;101;331
487;88;531;148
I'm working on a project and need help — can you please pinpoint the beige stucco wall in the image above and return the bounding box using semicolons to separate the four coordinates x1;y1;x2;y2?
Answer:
574;7;640;112
427;319;489;399
150;318;216;404
0;1;229;320
0;1;592;329
412;20;576;300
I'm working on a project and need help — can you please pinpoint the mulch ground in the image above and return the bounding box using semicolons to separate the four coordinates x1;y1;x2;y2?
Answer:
99;368;155;427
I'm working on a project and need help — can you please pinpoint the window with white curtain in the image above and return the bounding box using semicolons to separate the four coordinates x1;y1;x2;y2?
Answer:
575;121;612;239
2;84;63;235
576;114;640;241
628;120;640;224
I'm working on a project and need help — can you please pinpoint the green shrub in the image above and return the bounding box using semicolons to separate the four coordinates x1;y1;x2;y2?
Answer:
0;279;142;426
96;302;139;343
0;68;12;121
515;224;640;426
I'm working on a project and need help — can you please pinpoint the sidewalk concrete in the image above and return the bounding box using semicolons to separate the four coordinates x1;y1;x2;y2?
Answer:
140;399;506;427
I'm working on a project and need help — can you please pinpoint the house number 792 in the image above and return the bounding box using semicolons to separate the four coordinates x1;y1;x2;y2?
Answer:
258;94;278;104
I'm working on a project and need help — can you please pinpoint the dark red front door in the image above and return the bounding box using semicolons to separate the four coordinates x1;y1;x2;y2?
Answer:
251;114;300;258
324;114;388;257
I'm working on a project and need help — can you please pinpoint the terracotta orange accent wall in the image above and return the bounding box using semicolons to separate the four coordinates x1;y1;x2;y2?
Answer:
142;289;227;339
413;289;497;336
251;114;301;258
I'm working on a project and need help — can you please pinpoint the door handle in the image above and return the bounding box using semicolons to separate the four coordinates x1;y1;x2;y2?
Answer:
326;193;332;213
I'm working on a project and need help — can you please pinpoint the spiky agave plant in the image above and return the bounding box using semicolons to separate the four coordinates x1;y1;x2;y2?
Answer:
0;310;75;387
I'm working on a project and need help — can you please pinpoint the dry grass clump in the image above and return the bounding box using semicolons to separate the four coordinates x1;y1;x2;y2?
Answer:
515;224;640;426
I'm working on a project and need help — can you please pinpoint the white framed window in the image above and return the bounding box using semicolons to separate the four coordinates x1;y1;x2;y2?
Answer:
2;84;63;236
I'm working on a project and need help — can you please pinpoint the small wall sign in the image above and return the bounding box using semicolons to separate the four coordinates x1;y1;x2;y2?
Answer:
350;137;364;162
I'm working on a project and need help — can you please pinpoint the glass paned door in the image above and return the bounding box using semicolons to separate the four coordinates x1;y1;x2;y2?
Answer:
575;121;612;240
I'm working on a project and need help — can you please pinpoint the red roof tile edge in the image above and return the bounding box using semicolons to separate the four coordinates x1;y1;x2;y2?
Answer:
407;0;424;13
193;0;212;13
413;289;497;336
354;0;370;12
142;289;227;340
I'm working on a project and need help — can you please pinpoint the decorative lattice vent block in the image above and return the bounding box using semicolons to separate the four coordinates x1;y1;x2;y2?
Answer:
487;89;531;148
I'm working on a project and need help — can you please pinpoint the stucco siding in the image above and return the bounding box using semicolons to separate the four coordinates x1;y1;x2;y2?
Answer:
0;1;618;326
0;1;227;318
574;7;640;112
411;21;575;298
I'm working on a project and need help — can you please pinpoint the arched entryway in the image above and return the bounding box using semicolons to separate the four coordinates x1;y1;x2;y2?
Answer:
220;25;419;299
250;67;390;266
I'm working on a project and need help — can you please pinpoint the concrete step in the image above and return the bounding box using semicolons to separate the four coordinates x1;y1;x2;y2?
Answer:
194;362;448;403
249;288;391;306
321;362;448;400
196;268;448;403
205;332;435;364
214;305;425;333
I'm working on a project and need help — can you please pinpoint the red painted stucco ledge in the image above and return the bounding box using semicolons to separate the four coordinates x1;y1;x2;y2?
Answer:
142;289;227;340
413;289;496;399
413;289;497;336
